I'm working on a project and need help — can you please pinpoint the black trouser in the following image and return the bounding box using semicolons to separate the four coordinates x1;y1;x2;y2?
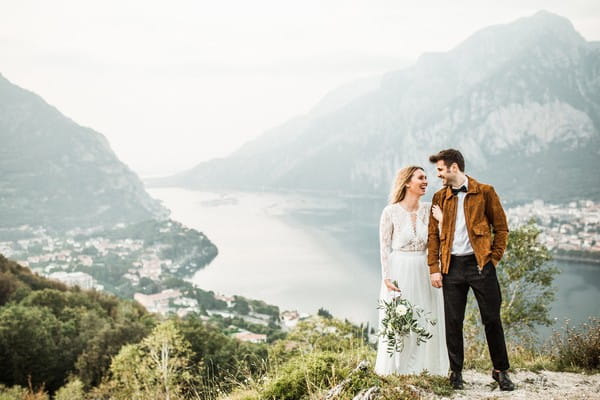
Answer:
442;254;510;372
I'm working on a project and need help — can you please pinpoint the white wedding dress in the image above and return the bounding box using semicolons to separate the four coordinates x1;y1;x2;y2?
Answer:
374;202;449;376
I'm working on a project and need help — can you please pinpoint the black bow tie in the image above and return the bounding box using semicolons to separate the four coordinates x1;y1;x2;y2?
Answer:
451;185;467;196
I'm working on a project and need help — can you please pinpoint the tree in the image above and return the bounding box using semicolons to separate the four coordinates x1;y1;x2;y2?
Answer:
317;308;333;319
0;384;48;400
109;320;195;400
75;321;150;388
464;221;559;345
232;296;250;315
136;277;160;295
178;315;268;396
54;379;85;400
0;305;63;391
107;344;145;400
497;221;558;337
0;272;19;306
0;384;27;400
0;256;153;394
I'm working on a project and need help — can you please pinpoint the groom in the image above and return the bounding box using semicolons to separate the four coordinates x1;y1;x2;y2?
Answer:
427;149;515;391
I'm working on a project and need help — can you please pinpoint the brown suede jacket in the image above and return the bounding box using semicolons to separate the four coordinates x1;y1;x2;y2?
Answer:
427;176;509;274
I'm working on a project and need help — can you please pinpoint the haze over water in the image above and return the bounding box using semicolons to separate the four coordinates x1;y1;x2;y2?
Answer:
149;188;379;324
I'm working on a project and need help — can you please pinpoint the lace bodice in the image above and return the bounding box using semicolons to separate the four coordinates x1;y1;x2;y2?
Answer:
379;202;430;280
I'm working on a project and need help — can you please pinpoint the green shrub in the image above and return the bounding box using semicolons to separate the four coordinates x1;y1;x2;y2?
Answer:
504;344;555;372
551;317;600;372
256;317;373;399
0;385;48;400
223;316;458;400
54;379;85;400
270;317;369;360
0;385;27;400
261;351;346;400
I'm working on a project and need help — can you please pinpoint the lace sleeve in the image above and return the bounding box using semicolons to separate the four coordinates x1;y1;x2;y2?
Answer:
379;206;393;280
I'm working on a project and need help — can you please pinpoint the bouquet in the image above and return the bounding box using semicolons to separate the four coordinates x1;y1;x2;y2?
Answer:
377;280;437;356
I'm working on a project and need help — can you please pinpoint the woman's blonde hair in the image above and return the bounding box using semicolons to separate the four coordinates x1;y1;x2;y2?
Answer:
389;166;424;204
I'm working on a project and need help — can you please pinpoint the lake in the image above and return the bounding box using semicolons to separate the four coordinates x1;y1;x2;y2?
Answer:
148;188;600;335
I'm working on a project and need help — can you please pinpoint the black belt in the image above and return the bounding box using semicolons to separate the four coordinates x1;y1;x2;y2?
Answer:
450;253;475;261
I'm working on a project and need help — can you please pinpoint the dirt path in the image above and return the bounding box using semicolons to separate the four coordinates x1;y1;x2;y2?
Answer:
445;370;600;400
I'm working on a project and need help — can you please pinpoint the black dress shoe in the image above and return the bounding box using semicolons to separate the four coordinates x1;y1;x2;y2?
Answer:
492;370;515;391
449;371;464;389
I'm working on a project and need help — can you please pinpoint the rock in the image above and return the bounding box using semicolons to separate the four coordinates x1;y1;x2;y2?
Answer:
352;386;379;400
324;378;351;399
324;360;376;399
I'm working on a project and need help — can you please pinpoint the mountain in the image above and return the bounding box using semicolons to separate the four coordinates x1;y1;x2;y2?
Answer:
308;74;383;117
152;11;600;203
0;74;168;229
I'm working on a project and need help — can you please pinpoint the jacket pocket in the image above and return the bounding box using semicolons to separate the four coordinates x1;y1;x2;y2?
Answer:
472;224;492;255
473;224;489;236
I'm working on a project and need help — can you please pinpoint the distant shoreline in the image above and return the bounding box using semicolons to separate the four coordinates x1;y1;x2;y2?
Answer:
552;254;600;265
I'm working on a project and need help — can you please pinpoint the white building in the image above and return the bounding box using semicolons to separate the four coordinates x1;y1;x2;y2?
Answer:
77;255;94;267
140;255;162;280
48;271;96;290
280;310;311;330
134;289;182;314
233;331;267;343
215;293;235;307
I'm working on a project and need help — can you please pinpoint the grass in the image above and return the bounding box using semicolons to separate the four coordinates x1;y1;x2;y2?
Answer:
224;359;454;400
463;318;599;374
222;316;599;399
0;384;48;400
550;317;600;373
463;341;555;372
221;317;454;400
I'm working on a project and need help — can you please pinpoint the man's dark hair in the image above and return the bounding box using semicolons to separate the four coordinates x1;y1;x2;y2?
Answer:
429;149;465;172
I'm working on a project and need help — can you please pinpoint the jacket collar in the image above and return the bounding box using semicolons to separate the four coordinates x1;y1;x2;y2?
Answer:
444;175;480;200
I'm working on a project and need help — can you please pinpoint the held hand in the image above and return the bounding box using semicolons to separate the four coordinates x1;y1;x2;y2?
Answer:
430;272;443;288
384;279;401;293
432;204;443;223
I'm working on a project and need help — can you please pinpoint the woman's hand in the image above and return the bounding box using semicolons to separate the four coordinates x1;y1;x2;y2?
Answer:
432;204;443;223
384;279;401;293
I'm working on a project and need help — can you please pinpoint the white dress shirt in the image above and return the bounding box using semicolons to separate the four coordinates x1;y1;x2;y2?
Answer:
451;178;474;255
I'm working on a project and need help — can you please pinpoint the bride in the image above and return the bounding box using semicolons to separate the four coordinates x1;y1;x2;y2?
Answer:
374;166;449;376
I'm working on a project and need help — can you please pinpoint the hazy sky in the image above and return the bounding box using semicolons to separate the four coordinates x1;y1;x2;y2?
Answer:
1;1;599;176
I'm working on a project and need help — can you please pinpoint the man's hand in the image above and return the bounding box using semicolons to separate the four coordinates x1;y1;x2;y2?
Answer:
430;272;443;288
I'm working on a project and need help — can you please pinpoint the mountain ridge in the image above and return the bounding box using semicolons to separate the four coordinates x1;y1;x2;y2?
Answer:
150;11;600;203
0;73;168;229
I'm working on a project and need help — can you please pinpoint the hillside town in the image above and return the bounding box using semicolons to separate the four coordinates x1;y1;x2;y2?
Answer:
0;220;306;343
507;199;600;257
0;219;218;296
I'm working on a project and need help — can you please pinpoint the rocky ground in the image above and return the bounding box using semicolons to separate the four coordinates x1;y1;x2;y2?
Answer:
445;370;600;400
329;362;600;400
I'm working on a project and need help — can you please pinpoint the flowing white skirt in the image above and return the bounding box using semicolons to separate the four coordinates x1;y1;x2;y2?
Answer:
374;250;449;376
